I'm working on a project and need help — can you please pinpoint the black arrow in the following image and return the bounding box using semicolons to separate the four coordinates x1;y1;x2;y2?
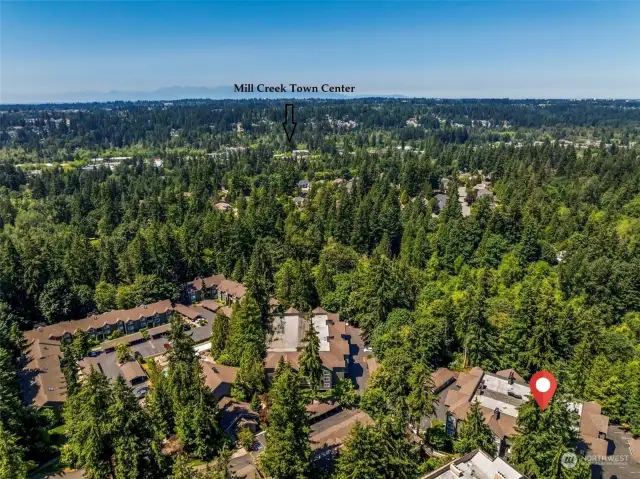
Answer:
282;104;297;142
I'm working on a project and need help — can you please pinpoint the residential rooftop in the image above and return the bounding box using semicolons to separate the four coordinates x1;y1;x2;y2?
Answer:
268;314;330;353
421;450;523;479
440;367;610;452
25;299;173;342
265;310;349;371
309;408;373;452
22;339;67;407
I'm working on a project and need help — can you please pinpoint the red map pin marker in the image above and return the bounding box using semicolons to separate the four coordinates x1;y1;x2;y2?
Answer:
530;371;557;410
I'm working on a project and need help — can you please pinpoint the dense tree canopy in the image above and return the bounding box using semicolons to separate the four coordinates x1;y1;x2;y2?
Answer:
3;98;640;477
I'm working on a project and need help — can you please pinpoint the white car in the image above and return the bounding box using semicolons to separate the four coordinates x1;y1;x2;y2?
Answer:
363;346;373;353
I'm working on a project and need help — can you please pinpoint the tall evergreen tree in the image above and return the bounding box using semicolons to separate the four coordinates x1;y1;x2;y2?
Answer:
260;361;311;479
336;417;415;479
60;344;80;397
244;238;273;322
225;295;265;366
453;399;496;456
166;314;198;400
145;360;175;449
210;310;230;360
166;317;222;459
63;368;114;479
0;423;30;479
234;344;265;401
175;377;222;459
298;319;323;393
510;396;587;479
406;362;439;432
108;376;159;479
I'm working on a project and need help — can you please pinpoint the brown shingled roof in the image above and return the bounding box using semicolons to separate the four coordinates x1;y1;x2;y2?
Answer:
431;367;457;390
200;300;221;312
119;361;147;383
580;401;610;456
265;352;301;370
309;409;373;451
485;407;518;439
582;435;609;457
204;274;226;288
232;284;246;298
23;339;67;407
187;273;225;291
580;401;609;438
101;332;144;350
174;303;202;320
201;361;238;391
307;401;340;418
147;323;171;336
189;277;205;291
495;368;525;383
443;368;485;428
25;300;173;342
218;279;244;295
217;279;235;293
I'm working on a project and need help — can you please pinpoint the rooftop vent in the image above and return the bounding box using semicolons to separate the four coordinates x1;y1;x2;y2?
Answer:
449;463;464;478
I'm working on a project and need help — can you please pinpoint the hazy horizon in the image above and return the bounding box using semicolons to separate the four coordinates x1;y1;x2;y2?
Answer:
3;84;640;106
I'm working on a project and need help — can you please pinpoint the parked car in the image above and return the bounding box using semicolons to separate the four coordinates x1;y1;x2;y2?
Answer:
135;386;150;398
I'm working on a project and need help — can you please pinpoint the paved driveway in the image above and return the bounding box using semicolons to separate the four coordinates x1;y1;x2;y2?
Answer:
590;425;640;479
42;469;86;479
345;325;369;394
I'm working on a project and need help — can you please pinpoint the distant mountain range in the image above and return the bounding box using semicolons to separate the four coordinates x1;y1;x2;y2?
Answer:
2;86;408;104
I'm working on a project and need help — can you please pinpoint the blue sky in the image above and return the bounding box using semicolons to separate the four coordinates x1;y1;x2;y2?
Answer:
2;1;639;101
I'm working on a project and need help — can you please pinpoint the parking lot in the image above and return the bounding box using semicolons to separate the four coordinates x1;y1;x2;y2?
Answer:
591;426;640;479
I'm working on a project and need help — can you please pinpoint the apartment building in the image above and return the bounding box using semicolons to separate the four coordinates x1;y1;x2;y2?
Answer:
434;367;609;458
264;307;350;390
25;300;174;344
